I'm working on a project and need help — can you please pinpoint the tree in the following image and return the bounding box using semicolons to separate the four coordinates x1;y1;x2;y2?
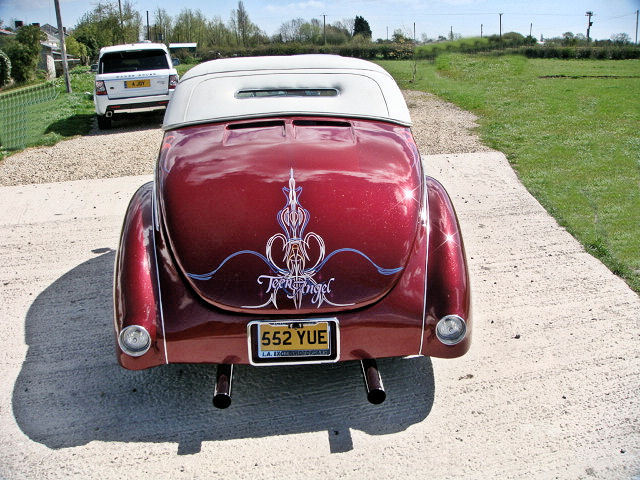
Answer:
231;1;250;46
610;33;631;44
325;23;351;44
74;1;141;54
561;31;576;46
172;9;207;45
228;1;264;47
206;16;235;48
278;18;305;42
65;36;89;64
74;30;99;60
2;25;45;83
353;16;371;39
421;33;434;44
392;29;409;43
153;8;173;44
332;18;354;37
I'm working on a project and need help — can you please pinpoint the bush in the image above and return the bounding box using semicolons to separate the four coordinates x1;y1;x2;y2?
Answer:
202;42;415;61
3;41;35;83
491;45;640;60
0;49;11;88
2;26;46;84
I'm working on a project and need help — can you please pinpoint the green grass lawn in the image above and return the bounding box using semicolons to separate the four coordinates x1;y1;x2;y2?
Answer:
379;55;640;293
175;62;199;76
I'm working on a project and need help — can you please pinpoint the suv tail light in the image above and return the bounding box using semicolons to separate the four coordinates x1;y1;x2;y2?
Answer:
95;80;107;96
168;74;179;90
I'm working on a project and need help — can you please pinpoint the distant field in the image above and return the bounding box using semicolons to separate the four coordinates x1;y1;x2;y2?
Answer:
379;55;640;293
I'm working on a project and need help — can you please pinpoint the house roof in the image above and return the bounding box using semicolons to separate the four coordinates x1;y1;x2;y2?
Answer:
163;55;412;130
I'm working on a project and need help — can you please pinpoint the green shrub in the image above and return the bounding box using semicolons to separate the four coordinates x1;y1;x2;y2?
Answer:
201;42;414;61
2;26;46;84
0;49;11;88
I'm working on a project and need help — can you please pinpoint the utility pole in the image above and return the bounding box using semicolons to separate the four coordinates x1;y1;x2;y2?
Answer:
499;13;503;39
53;0;71;93
529;22;532;38
146;11;150;41
450;25;453;40
386;26;388;41
118;0;124;43
586;11;594;42
413;22;416;43
322;14;326;45
481;23;483;38
635;9;638;44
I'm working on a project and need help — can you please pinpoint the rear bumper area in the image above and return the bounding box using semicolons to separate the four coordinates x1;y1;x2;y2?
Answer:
95;93;172;115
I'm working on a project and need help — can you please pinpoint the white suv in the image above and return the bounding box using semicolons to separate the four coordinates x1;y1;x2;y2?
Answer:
94;42;178;129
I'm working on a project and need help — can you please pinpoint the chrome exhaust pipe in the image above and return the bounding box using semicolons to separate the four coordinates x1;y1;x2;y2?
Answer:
361;359;386;404
213;364;233;409
105;110;113;118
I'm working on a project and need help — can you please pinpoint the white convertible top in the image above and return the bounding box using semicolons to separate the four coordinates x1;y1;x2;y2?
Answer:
163;55;411;130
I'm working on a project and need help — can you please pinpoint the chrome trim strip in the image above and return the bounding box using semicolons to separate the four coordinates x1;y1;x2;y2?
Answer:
418;174;430;356
246;318;340;366
151;183;169;364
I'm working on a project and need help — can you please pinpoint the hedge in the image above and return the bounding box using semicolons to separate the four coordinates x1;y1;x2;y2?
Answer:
202;43;415;61
200;42;640;63
504;45;640;60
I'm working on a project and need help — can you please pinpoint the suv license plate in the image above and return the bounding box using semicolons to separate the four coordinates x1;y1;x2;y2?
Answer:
125;79;150;88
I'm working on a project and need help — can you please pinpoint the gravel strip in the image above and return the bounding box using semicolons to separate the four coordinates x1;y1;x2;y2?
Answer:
0;91;491;186
0;114;164;186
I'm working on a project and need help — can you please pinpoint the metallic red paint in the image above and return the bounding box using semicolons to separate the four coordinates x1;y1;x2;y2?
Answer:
157;118;421;314
113;183;166;369
113;118;472;369
421;177;472;358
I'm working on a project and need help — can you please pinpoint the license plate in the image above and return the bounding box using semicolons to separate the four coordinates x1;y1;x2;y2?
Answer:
124;79;150;88
248;320;339;365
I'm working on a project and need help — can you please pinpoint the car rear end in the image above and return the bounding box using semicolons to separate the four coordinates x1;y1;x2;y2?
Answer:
94;44;178;127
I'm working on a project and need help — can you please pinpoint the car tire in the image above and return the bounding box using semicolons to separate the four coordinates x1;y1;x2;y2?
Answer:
97;115;112;130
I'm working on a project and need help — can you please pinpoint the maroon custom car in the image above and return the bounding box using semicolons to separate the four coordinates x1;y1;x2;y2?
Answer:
114;55;471;407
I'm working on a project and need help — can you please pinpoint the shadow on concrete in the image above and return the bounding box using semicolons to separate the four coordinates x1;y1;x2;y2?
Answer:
13;251;434;454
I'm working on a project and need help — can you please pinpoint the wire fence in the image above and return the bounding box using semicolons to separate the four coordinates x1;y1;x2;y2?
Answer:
0;82;59;151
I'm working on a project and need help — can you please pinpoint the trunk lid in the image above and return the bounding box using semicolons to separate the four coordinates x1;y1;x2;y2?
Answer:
158;118;422;314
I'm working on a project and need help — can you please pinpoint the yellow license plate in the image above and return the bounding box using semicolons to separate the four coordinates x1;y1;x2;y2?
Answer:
258;322;330;358
125;79;150;88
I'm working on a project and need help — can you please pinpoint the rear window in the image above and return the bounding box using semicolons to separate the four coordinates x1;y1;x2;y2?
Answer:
100;49;169;74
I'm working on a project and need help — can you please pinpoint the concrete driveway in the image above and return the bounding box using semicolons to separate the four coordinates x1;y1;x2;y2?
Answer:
0;152;638;479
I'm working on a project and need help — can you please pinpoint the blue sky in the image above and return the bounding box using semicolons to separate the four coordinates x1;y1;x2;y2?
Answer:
1;0;638;41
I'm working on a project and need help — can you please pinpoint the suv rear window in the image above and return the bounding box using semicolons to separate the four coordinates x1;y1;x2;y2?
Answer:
100;49;169;74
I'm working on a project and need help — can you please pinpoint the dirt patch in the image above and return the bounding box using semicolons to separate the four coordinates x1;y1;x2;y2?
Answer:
404;90;493;155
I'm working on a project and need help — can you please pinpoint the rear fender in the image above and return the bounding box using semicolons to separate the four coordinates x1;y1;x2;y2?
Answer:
113;182;166;369
422;176;472;358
